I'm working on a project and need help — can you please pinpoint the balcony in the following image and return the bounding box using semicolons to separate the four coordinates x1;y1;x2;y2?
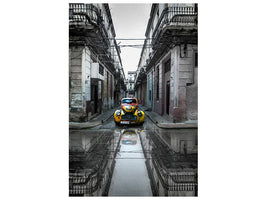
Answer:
152;5;198;48
69;3;99;26
69;3;109;50
145;5;197;71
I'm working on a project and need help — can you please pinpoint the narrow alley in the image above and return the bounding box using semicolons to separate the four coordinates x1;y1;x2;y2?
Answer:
69;2;198;197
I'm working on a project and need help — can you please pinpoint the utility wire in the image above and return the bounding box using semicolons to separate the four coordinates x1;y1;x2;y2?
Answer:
110;38;147;40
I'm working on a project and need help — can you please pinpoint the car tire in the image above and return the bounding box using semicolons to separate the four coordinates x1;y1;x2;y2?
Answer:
115;122;120;126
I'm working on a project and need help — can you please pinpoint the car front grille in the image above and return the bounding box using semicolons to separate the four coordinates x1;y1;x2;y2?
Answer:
121;112;137;121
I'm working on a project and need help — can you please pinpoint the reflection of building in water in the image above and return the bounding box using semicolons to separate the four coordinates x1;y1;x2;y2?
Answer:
157;129;198;155
120;129;138;145
139;129;197;196
69;130;120;196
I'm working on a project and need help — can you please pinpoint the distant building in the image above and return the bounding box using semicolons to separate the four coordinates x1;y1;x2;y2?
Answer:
135;3;198;122
126;71;136;97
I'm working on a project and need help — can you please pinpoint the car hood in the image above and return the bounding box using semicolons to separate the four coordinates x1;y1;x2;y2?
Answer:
122;105;137;112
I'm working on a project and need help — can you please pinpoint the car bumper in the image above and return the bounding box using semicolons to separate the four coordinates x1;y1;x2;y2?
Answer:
120;120;140;125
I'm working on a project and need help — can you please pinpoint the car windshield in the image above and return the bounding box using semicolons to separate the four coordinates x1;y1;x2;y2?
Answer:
122;99;137;104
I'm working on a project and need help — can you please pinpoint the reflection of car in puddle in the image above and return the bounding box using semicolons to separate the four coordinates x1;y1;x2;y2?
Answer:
120;129;138;145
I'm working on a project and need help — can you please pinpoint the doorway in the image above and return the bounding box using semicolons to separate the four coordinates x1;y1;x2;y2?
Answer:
166;81;170;115
91;84;98;114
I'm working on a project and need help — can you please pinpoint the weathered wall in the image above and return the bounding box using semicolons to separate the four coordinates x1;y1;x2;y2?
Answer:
140;81;147;105
154;62;163;115
151;45;197;122
84;47;91;102
69;46;84;121
102;68;115;112
69;46;93;121
146;70;153;109
186;85;198;120
173;45;198;122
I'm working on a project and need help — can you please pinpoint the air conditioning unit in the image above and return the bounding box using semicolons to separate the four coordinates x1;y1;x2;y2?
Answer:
91;63;104;81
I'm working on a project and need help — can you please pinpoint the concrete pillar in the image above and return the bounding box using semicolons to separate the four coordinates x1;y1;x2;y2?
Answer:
172;46;179;108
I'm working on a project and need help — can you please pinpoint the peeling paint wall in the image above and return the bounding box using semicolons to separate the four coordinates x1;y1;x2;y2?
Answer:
173;44;198;122
69;46;93;121
70;47;83;109
84;47;91;102
102;68;115;112
149;44;197;122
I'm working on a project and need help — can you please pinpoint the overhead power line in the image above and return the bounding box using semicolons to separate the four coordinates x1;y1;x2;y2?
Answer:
111;38;147;40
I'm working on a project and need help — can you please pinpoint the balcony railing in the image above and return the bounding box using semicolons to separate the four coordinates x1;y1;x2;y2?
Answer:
152;6;198;42
69;3;99;25
69;3;109;48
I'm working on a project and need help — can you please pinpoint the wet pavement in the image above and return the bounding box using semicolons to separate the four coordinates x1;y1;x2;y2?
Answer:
108;129;152;196
69;116;198;196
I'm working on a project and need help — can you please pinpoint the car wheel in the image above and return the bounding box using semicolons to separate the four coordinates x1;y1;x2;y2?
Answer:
115;122;120;126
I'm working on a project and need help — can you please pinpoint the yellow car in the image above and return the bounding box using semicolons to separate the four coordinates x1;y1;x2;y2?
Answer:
114;98;145;126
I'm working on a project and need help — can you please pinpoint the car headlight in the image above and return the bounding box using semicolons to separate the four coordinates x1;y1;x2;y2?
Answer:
116;111;121;116
137;111;143;117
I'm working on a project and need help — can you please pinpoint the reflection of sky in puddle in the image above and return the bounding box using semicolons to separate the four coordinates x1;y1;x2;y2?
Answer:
109;128;152;196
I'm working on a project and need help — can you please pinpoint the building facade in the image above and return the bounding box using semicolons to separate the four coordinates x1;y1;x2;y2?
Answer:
135;3;198;122
69;3;126;122
113;40;127;106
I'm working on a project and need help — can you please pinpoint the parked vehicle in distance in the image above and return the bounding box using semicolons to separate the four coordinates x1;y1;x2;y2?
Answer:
114;98;145;126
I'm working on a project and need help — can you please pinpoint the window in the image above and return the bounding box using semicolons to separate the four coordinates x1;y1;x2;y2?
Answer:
164;59;171;73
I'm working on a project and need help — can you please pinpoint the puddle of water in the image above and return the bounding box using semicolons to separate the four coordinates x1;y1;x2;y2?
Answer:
108;129;152;196
69;128;198;196
139;128;198;196
69;130;119;196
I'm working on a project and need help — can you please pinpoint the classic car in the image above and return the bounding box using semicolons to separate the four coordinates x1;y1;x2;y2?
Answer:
114;98;145;125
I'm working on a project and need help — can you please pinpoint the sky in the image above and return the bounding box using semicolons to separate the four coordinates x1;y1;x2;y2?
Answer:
109;3;152;77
